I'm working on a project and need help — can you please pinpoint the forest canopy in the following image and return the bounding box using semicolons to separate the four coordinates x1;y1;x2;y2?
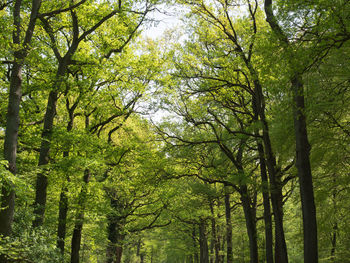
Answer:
0;0;349;262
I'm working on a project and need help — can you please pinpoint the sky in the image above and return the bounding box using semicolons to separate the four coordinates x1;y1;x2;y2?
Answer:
142;4;183;39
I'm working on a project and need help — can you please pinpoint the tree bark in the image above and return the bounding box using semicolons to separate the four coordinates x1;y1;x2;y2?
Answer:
106;195;126;263
252;81;288;263
199;219;209;263
57;98;77;255
234;19;288;261
0;0;41;238
330;183;337;262
32;90;58;227
57;183;69;256
239;185;258;263
224;187;233;263
330;222;337;262
209;200;220;263
264;2;318;261
0;61;21;237
292;76;318;263
70;169;91;263
251;88;274;263
257;142;274;263
33;56;70;227
192;226;199;263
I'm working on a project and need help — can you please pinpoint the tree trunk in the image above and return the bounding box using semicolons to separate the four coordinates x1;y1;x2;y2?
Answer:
32;90;58;227
33;57;70;227
0;61;21;238
70;169;91;263
219;225;225;263
264;2;318;261
257;142;274;263
239;185;258;263
224;187;233;263
253;81;288;263
57;183;69;256
192;227;199;263
292;76;318;263
106;196;125;263
330;183;337;262
140;253;145;263
209;201;220;263
330;222;337;261
57;100;76;255
0;0;41;238
241;29;288;261
199;219;209;263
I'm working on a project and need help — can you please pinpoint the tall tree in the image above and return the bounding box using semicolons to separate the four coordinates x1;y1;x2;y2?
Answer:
0;0;42;238
32;0;151;227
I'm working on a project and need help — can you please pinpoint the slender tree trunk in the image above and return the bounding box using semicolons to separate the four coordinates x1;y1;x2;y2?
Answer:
292;76;318;263
252;92;274;263
257;142;274;263
330;222;337;261
57;99;76;255
57;183;69;256
32;90;58;227
239;185;258;263
192;227;199;263
199;219;209;263
253;81;288;263
70;169;91;263
209;201;220;263
224;187;233;263
241;31;288;261
264;2;318;261
33;58;69;227
0;0;41;238
330;182;337;262
219;225;225;263
263;133;287;263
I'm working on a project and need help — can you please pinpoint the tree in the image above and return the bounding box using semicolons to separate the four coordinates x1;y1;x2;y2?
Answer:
0;0;42;241
32;0;153;228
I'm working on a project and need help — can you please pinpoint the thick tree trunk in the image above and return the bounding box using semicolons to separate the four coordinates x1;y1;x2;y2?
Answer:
292;76;318;263
0;0;41;238
0;61;22;237
106;229;124;263
224;187;233;263
199;219;209;263
239;185;258;263
70;169;91;263
192;227;199;263
106;196;125;263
